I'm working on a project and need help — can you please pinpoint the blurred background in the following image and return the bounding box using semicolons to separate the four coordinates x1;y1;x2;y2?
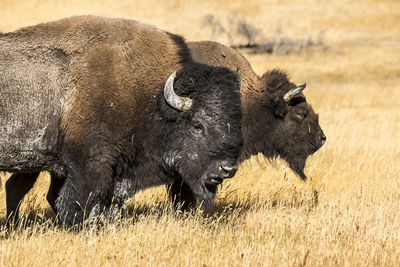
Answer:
1;0;398;50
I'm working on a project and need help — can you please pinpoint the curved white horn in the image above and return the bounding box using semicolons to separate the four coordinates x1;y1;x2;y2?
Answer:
163;71;193;111
283;83;306;102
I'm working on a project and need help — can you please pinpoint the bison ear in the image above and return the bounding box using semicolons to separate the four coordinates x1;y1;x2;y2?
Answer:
293;105;308;120
272;97;289;119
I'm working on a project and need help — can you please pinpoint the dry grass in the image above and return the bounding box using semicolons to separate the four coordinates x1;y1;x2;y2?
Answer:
1;0;400;266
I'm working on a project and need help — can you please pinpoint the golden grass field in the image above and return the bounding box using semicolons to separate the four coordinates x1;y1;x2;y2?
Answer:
0;0;400;266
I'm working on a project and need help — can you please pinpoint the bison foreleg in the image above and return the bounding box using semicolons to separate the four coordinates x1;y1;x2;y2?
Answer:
46;172;66;213
55;154;114;228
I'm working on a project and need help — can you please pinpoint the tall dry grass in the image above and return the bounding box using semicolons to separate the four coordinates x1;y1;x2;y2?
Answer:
1;0;400;266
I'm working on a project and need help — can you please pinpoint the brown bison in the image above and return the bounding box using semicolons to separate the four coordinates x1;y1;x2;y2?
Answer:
0;17;243;226
2;38;326;217
166;41;326;210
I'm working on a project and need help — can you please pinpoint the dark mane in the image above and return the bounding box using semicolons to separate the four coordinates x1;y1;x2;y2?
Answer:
262;69;292;94
261;69;305;105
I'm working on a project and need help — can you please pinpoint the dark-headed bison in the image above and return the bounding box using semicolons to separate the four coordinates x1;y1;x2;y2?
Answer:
0;17;243;226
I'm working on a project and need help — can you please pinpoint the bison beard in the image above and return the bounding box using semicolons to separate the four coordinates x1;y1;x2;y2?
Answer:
0;16;243;227
287;156;307;181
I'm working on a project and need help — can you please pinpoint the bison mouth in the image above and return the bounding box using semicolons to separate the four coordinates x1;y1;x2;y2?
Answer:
184;163;238;208
205;165;238;186
205;177;223;186
310;133;326;154
309;142;324;155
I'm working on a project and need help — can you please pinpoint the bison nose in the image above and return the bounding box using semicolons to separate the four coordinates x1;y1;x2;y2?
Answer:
219;164;238;179
321;133;326;144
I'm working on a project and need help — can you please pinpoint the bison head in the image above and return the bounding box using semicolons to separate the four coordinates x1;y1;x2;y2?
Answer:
158;64;243;207
256;70;325;180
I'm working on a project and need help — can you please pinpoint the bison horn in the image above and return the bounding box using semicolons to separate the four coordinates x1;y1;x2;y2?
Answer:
163;71;193;111
283;83;306;102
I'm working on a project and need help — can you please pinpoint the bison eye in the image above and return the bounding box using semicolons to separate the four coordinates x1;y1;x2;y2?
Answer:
294;109;308;120
295;113;306;120
192;121;205;132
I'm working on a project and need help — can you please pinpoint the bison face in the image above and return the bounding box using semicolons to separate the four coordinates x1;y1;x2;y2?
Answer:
266;79;326;180
258;70;325;181
158;65;243;207
277;101;325;180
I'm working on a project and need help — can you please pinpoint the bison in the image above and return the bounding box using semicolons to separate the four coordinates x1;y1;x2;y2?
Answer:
166;41;326;210
0;17;243;227
2;38;326;218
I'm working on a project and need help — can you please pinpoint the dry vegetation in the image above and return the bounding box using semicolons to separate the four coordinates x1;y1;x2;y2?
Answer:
1;0;400;266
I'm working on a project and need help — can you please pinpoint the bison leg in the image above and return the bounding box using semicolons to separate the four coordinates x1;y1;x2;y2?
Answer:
6;172;40;224
169;177;197;211
55;153;114;227
46;172;66;213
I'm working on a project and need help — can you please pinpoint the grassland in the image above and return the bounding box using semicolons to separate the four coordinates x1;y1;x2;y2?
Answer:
0;0;400;266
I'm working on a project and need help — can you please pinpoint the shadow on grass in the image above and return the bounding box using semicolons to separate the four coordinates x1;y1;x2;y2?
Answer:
0;208;57;238
0;188;319;236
